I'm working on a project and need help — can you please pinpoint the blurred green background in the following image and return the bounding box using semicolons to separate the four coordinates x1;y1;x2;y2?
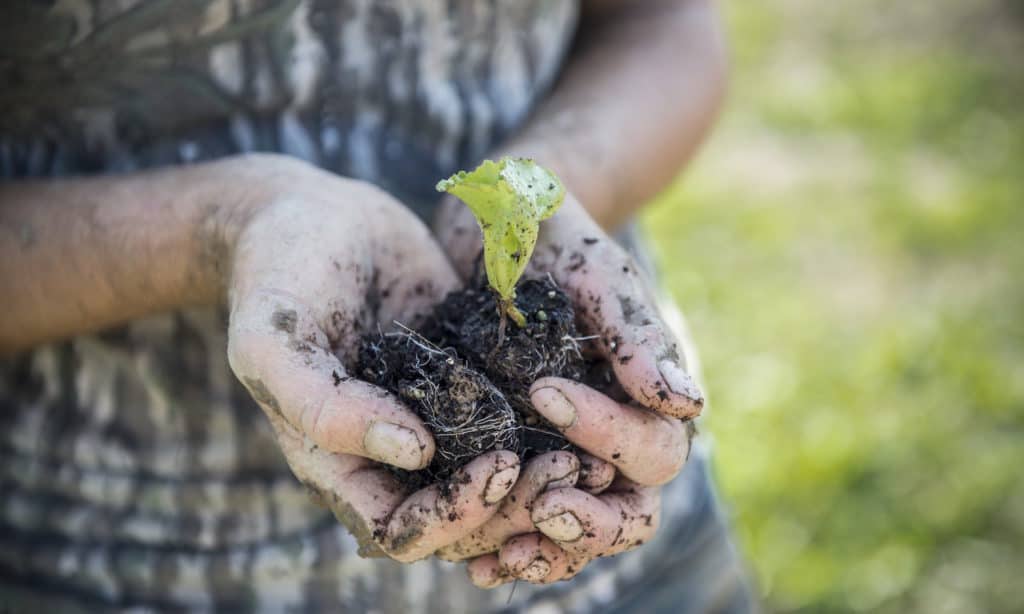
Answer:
642;1;1024;612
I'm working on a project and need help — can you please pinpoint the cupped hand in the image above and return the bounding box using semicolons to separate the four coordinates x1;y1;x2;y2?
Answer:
220;155;520;561
436;188;701;584
438;191;703;418
438;383;696;586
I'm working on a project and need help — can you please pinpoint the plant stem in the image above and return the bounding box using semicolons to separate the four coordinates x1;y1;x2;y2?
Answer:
503;299;527;328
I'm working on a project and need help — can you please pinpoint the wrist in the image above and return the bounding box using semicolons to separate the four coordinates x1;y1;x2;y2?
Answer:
0;153;343;352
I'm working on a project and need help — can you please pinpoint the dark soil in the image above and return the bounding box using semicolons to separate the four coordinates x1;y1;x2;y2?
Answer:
357;275;590;490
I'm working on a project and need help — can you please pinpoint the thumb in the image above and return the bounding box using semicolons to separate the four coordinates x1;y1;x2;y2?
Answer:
229;289;435;470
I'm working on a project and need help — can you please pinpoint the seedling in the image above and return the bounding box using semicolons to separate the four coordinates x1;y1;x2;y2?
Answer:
356;158;578;490
437;157;566;328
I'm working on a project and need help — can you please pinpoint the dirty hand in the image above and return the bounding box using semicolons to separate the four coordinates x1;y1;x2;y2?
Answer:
223;155;520;562
436;190;701;585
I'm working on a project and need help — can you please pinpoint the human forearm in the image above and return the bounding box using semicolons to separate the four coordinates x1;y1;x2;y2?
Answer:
0;154;288;353
498;0;728;229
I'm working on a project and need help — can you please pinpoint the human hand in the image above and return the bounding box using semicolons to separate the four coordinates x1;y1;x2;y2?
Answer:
438;383;695;586
221;155;520;561
436;189;701;584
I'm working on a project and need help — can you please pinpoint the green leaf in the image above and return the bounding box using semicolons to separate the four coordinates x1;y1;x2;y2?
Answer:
437;158;565;324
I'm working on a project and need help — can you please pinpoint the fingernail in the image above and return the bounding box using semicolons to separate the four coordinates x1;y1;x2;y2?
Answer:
535;511;584;542
484;466;520;504
658;359;704;403
530;387;577;428
521;558;551;582
364;422;424;470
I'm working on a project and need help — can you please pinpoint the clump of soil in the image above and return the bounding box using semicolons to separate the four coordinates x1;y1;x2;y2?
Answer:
357;328;519;485
357;275;589;489
428;277;587;422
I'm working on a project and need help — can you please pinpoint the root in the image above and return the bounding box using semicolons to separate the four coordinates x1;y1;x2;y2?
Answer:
359;324;522;484
357;275;588;486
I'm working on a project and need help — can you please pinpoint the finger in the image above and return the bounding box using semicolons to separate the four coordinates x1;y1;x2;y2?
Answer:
275;421;524;563
530;480;660;558
229;290;435;470
598;477;662;556
578;453;616;494
530;378;693;486
269;418;404;557
530;480;661;558
383;451;520;563
466;554;512;589
437;451;580;561
468;550;590;588
554;232;704;418
498;533;572;584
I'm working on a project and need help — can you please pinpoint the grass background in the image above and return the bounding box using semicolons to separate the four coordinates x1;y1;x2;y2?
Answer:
642;1;1024;612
